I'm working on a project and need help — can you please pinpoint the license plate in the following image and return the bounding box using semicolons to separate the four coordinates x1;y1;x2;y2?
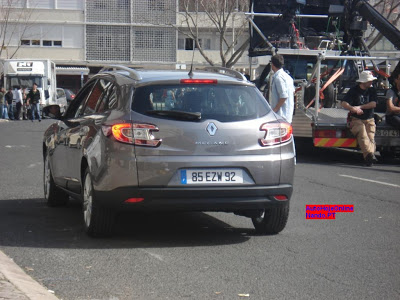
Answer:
375;129;400;137
180;169;243;185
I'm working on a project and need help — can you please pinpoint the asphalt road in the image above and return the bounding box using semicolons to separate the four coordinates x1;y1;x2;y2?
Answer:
0;119;399;300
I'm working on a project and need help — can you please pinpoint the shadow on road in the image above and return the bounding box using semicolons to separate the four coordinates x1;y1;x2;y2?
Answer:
0;198;252;249
295;137;400;171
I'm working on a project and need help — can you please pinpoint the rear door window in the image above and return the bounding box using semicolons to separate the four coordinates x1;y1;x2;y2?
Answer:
132;84;270;122
65;81;95;119
96;81;117;113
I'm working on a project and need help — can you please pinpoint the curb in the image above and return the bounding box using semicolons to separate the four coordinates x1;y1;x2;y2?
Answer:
0;250;60;300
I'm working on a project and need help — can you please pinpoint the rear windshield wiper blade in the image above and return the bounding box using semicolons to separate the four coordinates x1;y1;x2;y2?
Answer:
146;110;201;120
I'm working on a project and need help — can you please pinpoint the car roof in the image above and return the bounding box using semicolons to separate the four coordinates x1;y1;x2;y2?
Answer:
95;67;253;87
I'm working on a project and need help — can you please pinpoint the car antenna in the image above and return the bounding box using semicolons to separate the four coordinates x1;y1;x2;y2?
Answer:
188;7;199;79
188;46;195;78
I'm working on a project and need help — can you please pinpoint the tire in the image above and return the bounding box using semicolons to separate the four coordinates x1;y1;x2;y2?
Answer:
44;153;69;207
82;168;114;237
252;203;289;235
322;84;335;108
304;85;316;107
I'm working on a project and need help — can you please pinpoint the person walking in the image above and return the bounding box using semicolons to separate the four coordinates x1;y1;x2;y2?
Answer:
4;88;14;120
270;54;295;123
21;87;28;120
14;86;23;120
341;71;378;166
385;72;400;129
26;83;41;122
0;87;5;119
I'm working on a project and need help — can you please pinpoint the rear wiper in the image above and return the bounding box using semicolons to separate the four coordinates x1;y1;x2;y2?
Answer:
146;110;201;121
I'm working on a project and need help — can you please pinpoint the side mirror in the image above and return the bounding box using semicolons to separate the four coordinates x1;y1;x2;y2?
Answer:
42;104;61;119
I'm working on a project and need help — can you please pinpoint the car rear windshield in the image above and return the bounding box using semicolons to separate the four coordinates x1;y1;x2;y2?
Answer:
131;84;271;122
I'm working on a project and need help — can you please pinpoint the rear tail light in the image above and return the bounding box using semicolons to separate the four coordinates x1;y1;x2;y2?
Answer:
102;123;161;147
180;79;217;84
125;197;144;203
71;95;75;99
273;195;288;201
259;121;293;146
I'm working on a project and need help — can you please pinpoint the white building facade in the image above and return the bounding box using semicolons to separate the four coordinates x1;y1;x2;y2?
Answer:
0;0;253;90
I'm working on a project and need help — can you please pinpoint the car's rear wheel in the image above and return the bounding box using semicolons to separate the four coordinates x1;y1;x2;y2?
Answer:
44;153;69;207
83;169;114;237
252;203;289;235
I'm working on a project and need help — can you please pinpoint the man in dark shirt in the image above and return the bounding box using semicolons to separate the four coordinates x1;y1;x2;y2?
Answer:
385;72;400;129
342;71;377;166
5;88;14;120
27;83;41;122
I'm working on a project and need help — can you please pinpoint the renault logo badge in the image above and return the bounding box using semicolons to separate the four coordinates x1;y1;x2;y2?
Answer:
206;122;217;136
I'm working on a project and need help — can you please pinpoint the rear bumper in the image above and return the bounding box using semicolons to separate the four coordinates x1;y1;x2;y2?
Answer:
94;184;293;212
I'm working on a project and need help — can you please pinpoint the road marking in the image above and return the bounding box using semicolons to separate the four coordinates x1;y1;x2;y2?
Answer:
339;174;400;188
28;162;42;168
141;250;164;262
4;145;29;148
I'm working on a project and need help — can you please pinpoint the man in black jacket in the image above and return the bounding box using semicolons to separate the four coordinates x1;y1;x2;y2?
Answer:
26;83;41;122
342;71;377;166
5;88;14;120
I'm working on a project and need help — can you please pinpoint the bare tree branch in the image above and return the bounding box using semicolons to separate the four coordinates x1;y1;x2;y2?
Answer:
0;0;35;59
176;0;249;68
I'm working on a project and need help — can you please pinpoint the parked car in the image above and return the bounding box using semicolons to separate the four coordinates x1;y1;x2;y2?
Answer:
64;88;76;103
43;66;295;237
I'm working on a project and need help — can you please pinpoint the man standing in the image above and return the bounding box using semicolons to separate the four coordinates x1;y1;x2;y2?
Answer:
27;83;41;122
0;87;5;119
5;88;14;120
270;54;295;123
385;72;400;129
342;71;377;166
14;86;23;120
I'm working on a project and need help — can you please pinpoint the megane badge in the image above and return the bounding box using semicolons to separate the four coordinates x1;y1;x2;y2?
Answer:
206;122;217;136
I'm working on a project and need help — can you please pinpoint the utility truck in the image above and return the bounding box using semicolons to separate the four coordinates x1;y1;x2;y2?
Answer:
2;59;58;110
247;0;400;160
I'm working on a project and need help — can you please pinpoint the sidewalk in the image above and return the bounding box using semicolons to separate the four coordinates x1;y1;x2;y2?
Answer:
0;250;60;300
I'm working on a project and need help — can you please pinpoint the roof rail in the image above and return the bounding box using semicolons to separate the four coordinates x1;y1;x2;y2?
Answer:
201;66;247;81
99;65;142;81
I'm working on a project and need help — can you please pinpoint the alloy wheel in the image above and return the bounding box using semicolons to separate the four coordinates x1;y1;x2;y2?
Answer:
44;156;51;199
83;174;93;228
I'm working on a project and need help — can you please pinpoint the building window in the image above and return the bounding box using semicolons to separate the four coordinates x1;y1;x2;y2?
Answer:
185;38;194;50
181;38;211;50
20;40;63;47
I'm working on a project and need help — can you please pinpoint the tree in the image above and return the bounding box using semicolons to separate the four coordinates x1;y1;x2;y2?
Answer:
175;0;250;69
0;0;34;59
366;0;400;49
